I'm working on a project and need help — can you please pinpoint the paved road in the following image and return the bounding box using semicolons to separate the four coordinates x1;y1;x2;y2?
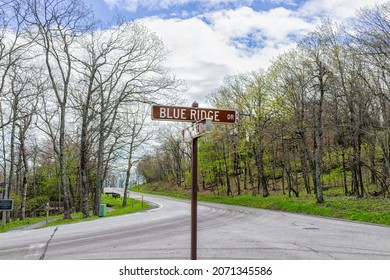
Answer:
1;192;390;260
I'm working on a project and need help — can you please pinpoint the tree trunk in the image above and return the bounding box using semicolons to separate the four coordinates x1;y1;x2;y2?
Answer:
20;124;29;220
254;140;269;197
123;131;135;207
314;73;325;203
123;161;132;207
60;103;72;219
222;141;232;196
94;107;105;216
342;150;348;195
80;91;93;218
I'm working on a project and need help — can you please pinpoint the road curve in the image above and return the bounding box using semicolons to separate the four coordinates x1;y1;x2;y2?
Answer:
0;192;390;260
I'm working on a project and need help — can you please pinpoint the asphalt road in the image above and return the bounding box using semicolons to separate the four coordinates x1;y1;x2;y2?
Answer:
1;192;390;260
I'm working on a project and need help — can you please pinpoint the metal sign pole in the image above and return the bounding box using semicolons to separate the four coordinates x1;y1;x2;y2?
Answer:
191;101;199;260
2;184;8;230
191;135;198;260
152;101;235;260
0;199;13;230
1;211;5;230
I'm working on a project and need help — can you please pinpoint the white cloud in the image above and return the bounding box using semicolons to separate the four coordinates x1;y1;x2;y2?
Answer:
139;16;236;102
299;0;390;22
127;1;389;104
138;6;314;104
206;7;313;45
103;0;121;10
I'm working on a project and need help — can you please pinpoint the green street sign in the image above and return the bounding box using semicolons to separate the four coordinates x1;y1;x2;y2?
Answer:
0;199;13;211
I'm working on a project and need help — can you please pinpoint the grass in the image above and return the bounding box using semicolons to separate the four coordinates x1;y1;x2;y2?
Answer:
0;194;150;233
0;215;50;233
133;184;390;226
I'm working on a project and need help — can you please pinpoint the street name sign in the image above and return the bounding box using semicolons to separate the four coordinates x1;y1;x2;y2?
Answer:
151;102;236;260
152;105;236;123
0;199;13;211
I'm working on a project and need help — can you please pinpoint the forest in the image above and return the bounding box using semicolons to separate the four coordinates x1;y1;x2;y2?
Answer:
0;0;182;222
137;2;390;204
1;0;390;226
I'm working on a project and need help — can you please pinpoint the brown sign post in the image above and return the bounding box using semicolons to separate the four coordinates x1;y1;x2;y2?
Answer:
151;102;236;260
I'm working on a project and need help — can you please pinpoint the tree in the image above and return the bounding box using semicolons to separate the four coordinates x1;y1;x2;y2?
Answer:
121;105;152;207
298;22;335;203
348;2;390;196
72;22;178;215
209;73;254;195
25;0;94;219
269;49;314;196
0;1;35;223
7;63;39;219
209;71;272;197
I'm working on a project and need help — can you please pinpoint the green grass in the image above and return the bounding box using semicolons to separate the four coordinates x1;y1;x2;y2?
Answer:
0;215;50;232
0;195;149;232
134;184;390;226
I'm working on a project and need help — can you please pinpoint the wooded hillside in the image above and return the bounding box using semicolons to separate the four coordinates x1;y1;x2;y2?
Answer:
137;2;390;203
1;1;390;227
0;0;181;222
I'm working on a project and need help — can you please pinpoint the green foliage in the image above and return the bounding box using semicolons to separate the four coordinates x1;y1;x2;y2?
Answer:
321;166;348;187
133;184;390;226
133;184;189;199
104;195;149;216
26;195;50;213
0;195;149;232
0;216;50;232
34;163;60;200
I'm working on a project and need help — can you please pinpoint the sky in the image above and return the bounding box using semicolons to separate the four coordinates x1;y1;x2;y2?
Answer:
83;0;387;105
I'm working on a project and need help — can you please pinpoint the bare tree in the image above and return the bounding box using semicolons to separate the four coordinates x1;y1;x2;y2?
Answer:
25;0;94;219
0;1;31;224
348;2;390;196
120;105;152;207
299;21;335;203
82;22;179;215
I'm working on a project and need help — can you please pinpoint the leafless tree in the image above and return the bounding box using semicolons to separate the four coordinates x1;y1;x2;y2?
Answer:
119;105;152;207
24;0;94;219
299;22;335;203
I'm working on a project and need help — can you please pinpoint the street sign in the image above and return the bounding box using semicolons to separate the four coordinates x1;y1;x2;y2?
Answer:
151;102;236;260
44;202;50;212
183;119;212;142
152;105;236;123
0;199;13;211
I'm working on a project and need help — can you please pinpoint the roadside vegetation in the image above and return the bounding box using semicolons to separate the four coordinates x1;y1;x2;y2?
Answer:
2;0;390;233
0;195;149;233
0;0;180;228
134;2;390;228
134;184;390;226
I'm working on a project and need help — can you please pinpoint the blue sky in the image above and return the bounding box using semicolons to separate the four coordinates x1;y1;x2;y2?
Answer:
84;0;294;20
83;0;385;104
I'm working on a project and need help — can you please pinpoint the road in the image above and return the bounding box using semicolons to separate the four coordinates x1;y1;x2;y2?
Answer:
1;191;390;260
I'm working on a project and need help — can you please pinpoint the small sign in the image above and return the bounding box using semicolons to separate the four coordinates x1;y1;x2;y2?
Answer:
183;119;212;142
0;199;13;211
152;105;236;123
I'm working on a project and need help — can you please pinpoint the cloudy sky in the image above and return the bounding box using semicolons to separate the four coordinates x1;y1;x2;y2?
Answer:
83;0;386;105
